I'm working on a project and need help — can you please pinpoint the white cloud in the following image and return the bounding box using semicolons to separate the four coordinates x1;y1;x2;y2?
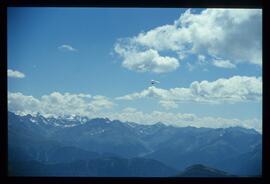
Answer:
103;108;262;132
116;76;262;107
114;43;179;73
58;44;77;52
8;91;114;117
122;107;137;113
116;86;171;100
8;69;25;78
8;92;40;115
213;59;236;68
114;9;262;71
90;95;114;110
159;100;178;109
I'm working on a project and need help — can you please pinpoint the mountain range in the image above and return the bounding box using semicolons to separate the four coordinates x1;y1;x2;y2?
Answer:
8;111;262;177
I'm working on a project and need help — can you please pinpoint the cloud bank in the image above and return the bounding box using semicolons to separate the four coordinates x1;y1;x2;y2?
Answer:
8;92;114;117
116;76;262;108
8;89;262;132
114;9;262;73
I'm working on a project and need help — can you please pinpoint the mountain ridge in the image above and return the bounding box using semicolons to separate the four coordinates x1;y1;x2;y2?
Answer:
8;111;262;176
8;111;260;134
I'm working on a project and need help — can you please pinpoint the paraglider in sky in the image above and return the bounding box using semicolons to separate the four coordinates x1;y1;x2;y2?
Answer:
151;80;160;85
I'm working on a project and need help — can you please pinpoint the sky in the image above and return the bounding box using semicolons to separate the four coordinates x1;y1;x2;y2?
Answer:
7;8;262;131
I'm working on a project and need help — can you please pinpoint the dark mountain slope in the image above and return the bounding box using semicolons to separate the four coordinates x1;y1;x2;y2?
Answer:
9;157;178;177
177;164;234;177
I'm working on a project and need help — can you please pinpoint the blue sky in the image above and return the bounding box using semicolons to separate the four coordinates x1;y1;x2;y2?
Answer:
7;8;262;131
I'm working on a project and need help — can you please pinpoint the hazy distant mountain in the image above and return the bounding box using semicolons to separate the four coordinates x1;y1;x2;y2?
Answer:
177;164;234;177
8;111;262;176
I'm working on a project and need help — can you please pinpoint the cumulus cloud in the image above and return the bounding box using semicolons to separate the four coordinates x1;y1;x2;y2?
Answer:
90;95;114;110
213;59;236;68
159;100;178;109
8;69;25;78
114;43;179;73
58;44;77;52
8;92;39;115
114;9;262;71
8;92;114;117
116;76;262;107
103;108;262;132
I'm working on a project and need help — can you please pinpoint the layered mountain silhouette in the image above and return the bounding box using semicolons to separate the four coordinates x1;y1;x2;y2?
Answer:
8;111;262;177
9;157;177;177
